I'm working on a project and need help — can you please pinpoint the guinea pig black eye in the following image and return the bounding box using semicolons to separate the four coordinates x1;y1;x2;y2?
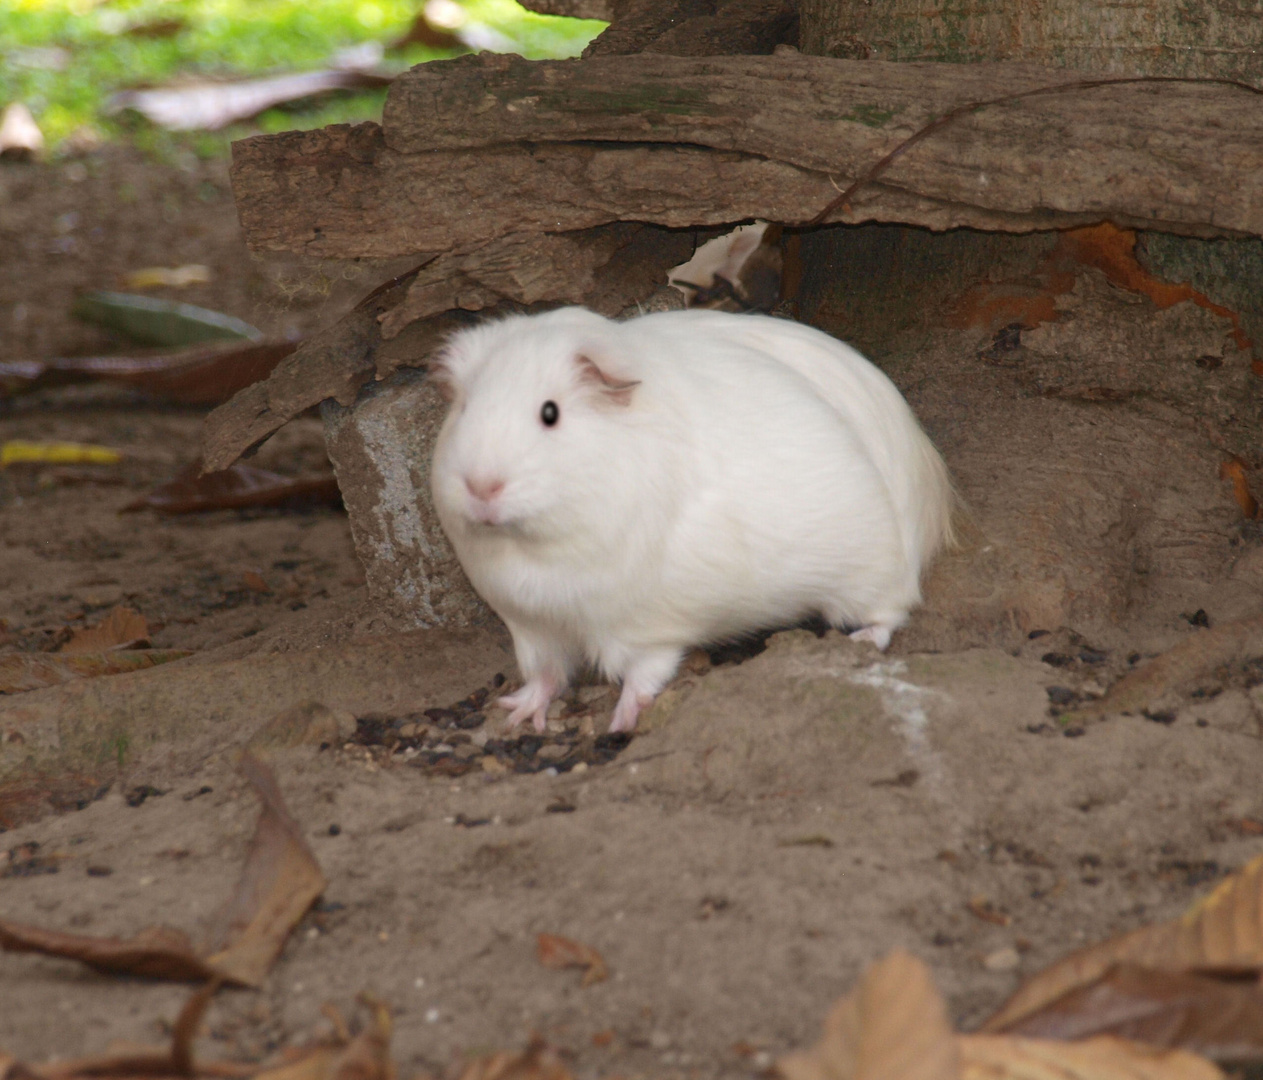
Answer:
540;400;559;427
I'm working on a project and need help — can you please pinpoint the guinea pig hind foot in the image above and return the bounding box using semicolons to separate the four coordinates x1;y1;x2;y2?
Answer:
608;687;654;734
848;624;893;650
606;648;684;733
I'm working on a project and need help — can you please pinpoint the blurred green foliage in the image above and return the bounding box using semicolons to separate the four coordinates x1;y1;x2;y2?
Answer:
0;0;605;156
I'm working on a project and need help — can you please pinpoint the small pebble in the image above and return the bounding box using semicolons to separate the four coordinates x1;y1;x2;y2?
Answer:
546;700;566;720
426;1008;440;1024
983;946;1021;972
398;723;418;738
577;685;613;704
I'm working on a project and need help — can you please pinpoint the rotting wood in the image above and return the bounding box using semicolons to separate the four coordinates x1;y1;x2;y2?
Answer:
231;52;1263;262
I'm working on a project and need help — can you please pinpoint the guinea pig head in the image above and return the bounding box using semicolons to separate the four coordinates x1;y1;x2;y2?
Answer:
430;313;640;539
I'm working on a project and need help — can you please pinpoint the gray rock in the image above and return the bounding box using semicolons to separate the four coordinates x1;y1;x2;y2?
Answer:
322;368;493;630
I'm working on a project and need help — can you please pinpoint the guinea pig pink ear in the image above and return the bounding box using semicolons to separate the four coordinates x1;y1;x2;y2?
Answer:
575;353;639;407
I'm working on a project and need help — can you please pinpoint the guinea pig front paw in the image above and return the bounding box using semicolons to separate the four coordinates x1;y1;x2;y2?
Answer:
497;678;558;734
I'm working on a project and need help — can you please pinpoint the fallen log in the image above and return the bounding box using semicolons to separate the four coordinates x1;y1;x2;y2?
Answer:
231;52;1263;262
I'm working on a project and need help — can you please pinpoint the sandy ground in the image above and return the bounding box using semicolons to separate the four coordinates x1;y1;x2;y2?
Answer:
2;146;1262;1076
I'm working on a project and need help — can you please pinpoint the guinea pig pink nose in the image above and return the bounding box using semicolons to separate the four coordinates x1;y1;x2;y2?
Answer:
466;476;505;502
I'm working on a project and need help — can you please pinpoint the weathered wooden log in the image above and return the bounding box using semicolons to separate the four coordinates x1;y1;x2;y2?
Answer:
231;52;1263;261
581;0;797;57
798;0;1263;83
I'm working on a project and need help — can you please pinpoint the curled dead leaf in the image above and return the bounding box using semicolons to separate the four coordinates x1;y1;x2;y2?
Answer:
777;950;958;1080
202;753;327;987
536;933;608;987
983;854;1263;1032
0;922;215;981
994;964;1263;1065
0;755;323;989
960;1034;1223;1080
123;462;342;515
253;998;395;1080
0;340;298;406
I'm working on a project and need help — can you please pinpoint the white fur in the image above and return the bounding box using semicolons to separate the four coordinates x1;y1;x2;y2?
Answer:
430;307;954;733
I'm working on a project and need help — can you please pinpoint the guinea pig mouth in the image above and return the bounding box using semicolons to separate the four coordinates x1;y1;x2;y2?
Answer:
465;499;503;526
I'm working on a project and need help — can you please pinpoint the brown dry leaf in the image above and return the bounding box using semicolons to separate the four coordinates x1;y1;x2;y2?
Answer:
0;341;298;405
960;1034;1223;1080
123;462;342;515
456;1036;574;1080
993;964;1263;1065
0;649;192;693
536;933;609;987
251;998;394;1080
202;753;327;987
777;950;958;1080
0;922;216;981
60;606;149;654
0;756;321;988
982;854;1263;1032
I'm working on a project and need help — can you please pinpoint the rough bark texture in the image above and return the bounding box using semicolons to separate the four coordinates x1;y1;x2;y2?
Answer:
231;53;1263;263
516;0;612;19
582;0;796;57
378;222;692;339
799;0;1263;85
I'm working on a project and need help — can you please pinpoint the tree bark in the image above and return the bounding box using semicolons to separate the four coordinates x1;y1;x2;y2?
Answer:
231;52;1263;262
797;0;1263;84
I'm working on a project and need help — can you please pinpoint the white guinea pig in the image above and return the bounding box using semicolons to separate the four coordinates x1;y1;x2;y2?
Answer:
430;307;954;734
